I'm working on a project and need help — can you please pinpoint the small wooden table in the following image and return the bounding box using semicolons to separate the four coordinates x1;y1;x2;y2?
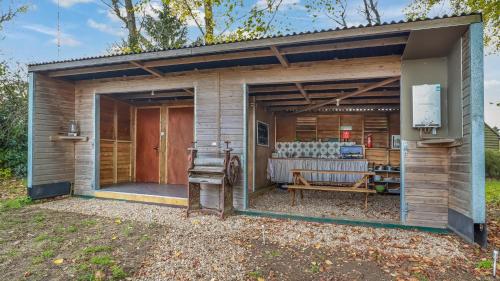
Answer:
288;169;376;209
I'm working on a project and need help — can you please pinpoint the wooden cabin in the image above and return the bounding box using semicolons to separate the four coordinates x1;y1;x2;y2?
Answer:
27;14;486;245
485;123;500;150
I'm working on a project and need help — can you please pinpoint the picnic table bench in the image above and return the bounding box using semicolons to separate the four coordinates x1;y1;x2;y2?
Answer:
288;169;376;209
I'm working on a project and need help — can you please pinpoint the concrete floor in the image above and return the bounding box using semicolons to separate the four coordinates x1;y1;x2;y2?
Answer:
100;183;187;198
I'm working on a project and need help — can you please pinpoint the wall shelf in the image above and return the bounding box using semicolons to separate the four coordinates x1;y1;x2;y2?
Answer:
50;135;88;142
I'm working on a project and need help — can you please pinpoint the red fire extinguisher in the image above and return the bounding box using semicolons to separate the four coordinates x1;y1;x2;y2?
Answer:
367;134;373;148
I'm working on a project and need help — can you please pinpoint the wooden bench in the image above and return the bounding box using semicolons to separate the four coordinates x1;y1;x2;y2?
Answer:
288;169;376;209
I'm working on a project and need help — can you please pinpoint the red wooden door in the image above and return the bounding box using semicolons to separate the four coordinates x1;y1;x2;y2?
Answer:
136;108;160;183
167;107;194;185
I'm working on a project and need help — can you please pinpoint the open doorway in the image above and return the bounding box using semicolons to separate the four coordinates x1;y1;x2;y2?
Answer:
96;89;194;205
246;79;401;223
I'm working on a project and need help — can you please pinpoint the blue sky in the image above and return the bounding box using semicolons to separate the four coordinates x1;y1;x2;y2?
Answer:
1;0;498;127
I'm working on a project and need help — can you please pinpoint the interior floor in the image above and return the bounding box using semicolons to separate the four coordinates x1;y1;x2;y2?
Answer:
250;187;400;222
100;183;187;198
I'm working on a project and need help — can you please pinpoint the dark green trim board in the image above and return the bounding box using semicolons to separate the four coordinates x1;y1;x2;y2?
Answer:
94;94;100;190
28;182;71;200
27;72;35;188
236;209;449;234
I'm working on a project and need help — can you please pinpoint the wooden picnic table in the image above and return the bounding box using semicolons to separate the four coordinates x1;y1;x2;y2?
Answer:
288;169;376;209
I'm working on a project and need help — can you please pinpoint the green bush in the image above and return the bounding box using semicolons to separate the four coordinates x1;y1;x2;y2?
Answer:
485;149;500;179
0;62;28;178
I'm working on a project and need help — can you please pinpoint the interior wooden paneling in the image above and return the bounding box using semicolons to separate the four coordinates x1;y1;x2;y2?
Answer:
100;97;115;140
167;107;194;185
99;140;114;186
317;115;340;140
275;115;295;141
117;102;131;140
340;115;363;144
253;103;275;190
99;97;133;187
365;148;388;165
117;142;132;183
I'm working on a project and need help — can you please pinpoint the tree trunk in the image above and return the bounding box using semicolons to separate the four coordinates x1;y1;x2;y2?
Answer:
124;0;139;50
203;0;214;43
368;0;381;24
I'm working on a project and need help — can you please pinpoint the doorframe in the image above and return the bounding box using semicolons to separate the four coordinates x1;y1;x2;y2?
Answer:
135;106;162;184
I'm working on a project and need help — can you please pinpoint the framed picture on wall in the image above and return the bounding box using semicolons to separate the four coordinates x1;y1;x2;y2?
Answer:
257;121;269;146
391;135;401;149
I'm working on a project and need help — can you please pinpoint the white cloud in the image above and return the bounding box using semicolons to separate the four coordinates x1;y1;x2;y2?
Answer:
87;19;126;37
23;24;81;47
52;0;94;8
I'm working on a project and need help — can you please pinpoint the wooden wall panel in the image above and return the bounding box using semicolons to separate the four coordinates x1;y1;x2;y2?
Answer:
99;98;132;187
253;103;275;190
404;142;449;228
32;75;75;186
448;30;472;218
276;115;295;141
117;102;131;140
117;142;132;183
99;140;114;186
365;148;388;165
100;97;115;139
317;115;340;140
340;115;363;143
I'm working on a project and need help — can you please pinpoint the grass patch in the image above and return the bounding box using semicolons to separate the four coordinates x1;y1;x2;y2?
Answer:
0;196;31;210
309;262;320;274
90;255;113;266
486;179;500;208
83;245;113;255
248;270;263;279
34;233;49;242
476;259;493;269
111;265;127;280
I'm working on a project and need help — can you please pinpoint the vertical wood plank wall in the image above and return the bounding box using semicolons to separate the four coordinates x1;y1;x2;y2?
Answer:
32;75;75;186
448;30;472;217
404;143;449;228
68;56;401;208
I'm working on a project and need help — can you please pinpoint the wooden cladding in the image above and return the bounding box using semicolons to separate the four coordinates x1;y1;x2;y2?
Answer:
276;112;399;147
295;117;317;141
99;97;133;186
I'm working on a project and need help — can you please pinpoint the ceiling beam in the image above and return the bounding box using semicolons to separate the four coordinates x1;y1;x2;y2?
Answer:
249;82;399;94
295;83;311;103
296;77;400;113
268;104;400;112
183;88;194;95
130;61;164;78
264;97;400;107
254;90;400;101
280;36;408;55
270;46;290;67
116;91;193;100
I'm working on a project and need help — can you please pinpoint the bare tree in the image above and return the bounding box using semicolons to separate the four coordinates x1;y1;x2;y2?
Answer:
361;0;381;25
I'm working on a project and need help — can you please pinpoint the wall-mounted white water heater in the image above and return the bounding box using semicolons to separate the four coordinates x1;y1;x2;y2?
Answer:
412;84;441;128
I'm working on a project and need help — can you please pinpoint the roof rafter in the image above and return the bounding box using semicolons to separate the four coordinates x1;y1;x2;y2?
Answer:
295;83;311;103
270;46;290;67
296;76;400;113
130;61;164;78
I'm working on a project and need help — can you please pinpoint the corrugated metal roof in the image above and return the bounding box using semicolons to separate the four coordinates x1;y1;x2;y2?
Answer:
28;13;480;67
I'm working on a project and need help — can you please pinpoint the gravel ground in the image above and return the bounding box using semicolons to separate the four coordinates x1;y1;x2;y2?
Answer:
250;188;400;221
36;198;468;280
